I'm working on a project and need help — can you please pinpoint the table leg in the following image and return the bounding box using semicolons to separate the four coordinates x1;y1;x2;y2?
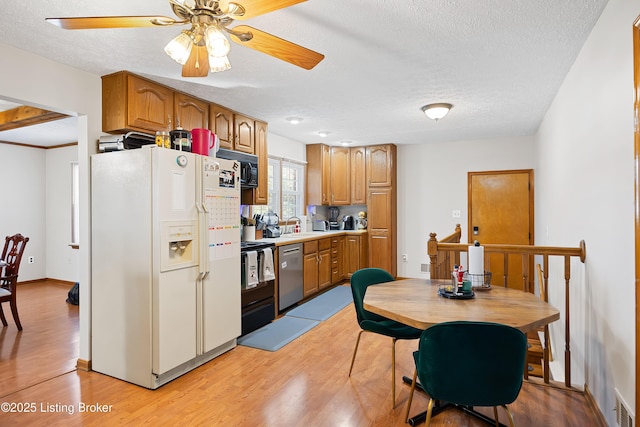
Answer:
401;376;510;427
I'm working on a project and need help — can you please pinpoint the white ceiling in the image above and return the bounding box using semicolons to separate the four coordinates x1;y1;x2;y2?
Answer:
0;0;608;148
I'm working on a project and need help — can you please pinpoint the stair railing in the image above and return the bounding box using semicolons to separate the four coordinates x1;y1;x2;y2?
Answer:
427;226;586;388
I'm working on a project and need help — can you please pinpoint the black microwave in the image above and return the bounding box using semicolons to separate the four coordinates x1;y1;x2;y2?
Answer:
216;148;258;189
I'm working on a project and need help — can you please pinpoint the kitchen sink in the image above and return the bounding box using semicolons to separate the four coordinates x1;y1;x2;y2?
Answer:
279;233;317;238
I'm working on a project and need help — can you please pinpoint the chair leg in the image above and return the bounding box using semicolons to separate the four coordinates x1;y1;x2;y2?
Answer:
501;404;515;427
0;304;7;327
405;368;418;422
10;300;22;331
392;338;397;408
348;330;365;376
493;406;499;427
425;398;435;427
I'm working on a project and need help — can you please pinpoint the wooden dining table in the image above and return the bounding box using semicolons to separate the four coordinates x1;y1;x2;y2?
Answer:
363;278;560;426
363;278;559;333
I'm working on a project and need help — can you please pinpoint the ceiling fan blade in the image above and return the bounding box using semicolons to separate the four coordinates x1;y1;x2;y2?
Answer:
182;45;210;78
229;25;324;70
221;0;306;20
45;16;179;30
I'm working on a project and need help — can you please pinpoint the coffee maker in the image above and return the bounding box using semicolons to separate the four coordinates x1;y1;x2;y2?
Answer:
342;215;355;230
328;206;340;230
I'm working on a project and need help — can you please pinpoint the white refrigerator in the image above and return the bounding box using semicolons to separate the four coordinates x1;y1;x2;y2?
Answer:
91;146;241;389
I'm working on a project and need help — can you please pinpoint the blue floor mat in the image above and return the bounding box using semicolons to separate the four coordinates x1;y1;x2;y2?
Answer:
237;316;320;352
285;285;353;321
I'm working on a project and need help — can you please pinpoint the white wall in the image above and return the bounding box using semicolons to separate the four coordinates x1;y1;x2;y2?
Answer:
396;136;536;278
536;0;637;422
45;146;79;282
268;132;307;161
0;144;46;281
0;42;103;362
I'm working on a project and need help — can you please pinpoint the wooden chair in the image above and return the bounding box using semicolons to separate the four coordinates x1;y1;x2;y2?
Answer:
0;234;30;330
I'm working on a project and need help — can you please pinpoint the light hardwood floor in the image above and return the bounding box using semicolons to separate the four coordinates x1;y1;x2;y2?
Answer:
1;281;600;426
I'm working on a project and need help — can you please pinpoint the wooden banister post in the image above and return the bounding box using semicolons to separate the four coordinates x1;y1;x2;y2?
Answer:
427;233;438;270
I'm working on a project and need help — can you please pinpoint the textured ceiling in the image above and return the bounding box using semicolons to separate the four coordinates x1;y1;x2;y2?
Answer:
0;0;608;147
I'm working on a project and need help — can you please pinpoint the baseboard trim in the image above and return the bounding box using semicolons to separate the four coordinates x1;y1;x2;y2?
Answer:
76;358;91;372
584;383;608;427
18;278;75;287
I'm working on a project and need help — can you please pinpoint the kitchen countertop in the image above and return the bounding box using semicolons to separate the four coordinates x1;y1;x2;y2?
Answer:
255;229;368;246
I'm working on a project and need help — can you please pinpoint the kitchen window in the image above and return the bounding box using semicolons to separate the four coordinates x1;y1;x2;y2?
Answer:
253;157;305;220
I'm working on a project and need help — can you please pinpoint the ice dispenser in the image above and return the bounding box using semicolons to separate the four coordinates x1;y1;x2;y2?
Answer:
161;221;198;271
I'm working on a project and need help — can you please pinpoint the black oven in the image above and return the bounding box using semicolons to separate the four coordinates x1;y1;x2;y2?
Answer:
240;240;276;336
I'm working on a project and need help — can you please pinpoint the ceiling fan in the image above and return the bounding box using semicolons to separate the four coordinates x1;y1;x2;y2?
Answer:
46;0;325;77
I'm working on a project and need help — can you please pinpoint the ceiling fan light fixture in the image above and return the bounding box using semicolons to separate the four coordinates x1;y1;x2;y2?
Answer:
421;103;453;121
164;31;193;65
209;55;231;73
204;24;231;57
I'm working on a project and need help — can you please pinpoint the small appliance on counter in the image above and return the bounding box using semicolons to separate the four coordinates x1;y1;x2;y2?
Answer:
356;211;368;229
328;206;341;230
312;220;329;231
342;215;355;230
261;211;281;238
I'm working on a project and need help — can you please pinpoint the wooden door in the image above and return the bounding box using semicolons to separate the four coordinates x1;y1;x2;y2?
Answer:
321;145;330;205
350;147;367;204
209;104;233;150
366;145;395;187
303;253;319;297
368;187;395;276
234;114;255;154
127;74;173;132
330;147;350;205
174;93;208;130
253;120;268;204
468;170;534;290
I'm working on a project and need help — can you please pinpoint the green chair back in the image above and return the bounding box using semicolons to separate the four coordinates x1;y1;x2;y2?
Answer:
350;268;394;325
416;321;527;407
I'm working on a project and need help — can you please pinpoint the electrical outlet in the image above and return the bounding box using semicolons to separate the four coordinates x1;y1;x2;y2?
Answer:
28;256;34;264
402;254;408;263
452;210;461;218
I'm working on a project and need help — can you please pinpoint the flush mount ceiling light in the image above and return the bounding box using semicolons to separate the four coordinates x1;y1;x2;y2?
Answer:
421;103;453;121
286;117;303;125
317;131;330;138
340;140;352;146
46;0;324;78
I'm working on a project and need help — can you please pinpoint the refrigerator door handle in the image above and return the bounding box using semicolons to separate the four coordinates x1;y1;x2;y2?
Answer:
201;202;208;213
201;271;210;280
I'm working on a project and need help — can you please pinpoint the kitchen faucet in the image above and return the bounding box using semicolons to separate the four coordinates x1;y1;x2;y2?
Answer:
284;216;301;234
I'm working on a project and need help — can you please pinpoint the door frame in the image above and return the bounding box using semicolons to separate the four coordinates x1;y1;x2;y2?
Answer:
633;13;640;421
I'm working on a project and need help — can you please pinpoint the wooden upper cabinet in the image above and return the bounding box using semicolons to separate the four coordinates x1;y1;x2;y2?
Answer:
234;114;255;154
366;144;396;187
174;93;208;131
242;120;268;206
330;147;351;205
306;144;330;206
350;146;367;205
209;103;234;150
102;71;173;134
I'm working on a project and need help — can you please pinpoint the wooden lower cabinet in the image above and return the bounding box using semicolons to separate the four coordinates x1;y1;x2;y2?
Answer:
368;230;393;275
303;239;332;297
346;234;368;278
331;236;345;284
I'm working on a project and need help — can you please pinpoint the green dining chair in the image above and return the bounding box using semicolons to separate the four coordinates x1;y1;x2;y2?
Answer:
405;321;528;426
349;268;422;408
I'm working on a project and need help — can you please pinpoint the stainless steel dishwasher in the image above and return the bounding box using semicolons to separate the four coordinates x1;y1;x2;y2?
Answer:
278;243;303;311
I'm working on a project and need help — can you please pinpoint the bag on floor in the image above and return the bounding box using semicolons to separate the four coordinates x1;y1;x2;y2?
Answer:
66;282;79;305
